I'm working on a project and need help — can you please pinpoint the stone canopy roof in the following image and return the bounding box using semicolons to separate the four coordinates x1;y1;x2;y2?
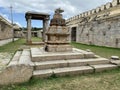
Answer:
25;11;50;20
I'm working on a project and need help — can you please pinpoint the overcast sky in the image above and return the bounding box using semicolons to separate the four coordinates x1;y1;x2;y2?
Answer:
0;0;112;27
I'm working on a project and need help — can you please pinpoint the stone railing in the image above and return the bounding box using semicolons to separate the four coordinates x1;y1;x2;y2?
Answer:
66;0;120;23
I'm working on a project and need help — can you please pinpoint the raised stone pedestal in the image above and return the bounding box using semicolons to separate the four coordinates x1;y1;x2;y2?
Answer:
45;45;72;52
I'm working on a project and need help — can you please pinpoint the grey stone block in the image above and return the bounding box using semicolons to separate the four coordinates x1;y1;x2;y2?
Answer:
92;64;117;72
0;65;33;85
53;66;93;77
33;69;53;78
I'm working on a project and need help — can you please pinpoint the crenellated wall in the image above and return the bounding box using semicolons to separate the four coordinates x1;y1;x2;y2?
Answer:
66;0;120;48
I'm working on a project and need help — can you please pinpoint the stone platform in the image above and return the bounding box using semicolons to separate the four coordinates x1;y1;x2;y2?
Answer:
31;47;95;62
30;47;118;78
0;47;120;85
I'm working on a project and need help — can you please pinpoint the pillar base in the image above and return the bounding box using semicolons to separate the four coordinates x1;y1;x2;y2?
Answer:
26;41;32;45
45;44;72;52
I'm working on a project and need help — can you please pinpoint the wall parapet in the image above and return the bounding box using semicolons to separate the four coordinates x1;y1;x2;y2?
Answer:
66;0;120;24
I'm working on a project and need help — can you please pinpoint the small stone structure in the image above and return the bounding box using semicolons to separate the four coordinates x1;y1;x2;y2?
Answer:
25;12;50;44
66;0;120;48
45;8;72;52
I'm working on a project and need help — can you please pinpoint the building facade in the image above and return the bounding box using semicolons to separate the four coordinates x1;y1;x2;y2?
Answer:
66;0;120;48
0;15;12;40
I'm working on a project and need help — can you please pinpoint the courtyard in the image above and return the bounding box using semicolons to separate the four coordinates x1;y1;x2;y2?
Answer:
0;38;120;90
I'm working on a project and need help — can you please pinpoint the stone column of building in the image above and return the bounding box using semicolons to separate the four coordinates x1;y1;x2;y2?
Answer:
43;17;49;42
27;16;32;44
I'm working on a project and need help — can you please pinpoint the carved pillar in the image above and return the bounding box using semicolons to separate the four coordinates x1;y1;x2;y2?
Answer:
43;17;49;42
27;16;32;44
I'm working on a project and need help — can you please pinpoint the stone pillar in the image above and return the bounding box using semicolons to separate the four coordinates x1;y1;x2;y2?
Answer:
27;16;32;44
69;27;72;42
43;17;49;42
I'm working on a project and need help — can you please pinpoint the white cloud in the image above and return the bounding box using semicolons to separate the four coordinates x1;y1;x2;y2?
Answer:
0;13;11;23
14;22;22;27
0;0;113;19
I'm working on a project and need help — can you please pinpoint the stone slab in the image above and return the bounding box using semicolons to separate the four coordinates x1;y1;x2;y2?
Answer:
33;66;93;78
32;53;84;62
33;69;53;78
34;58;109;70
0;65;33;85
34;60;68;70
21;49;30;56
45;45;72;52
92;64;117;72
31;47;96;62
19;49;34;66
110;60;120;66
67;58;109;67
31;48;43;55
52;66;93;77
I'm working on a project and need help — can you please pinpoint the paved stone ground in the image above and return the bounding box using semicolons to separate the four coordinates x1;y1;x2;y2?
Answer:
0;38;19;46
0;38;19;71
0;52;13;70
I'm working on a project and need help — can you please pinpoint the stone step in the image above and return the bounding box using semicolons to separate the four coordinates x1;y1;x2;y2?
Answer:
33;58;109;70
33;64;117;78
31;48;95;62
92;64;118;72
8;51;22;66
18;49;34;66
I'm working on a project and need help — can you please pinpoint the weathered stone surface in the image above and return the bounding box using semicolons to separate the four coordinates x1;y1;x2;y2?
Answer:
106;3;112;9
66;0;120;48
111;56;120;60
34;60;68;70
110;60;120;65
53;66;93;76
101;5;106;11
0;52;13;71
112;0;119;6
46;45;72;52
67;58;109;67
33;69;53;78
0;16;12;40
45;8;72;52
92;64;117;72
0;65;33;85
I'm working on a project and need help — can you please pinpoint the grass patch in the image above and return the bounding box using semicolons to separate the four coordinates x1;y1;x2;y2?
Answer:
0;39;25;53
0;40;120;90
1;68;120;90
31;37;42;42
71;42;120;58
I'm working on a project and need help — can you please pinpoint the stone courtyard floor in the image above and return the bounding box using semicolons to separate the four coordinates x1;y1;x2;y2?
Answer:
0;38;19;46
0;52;13;70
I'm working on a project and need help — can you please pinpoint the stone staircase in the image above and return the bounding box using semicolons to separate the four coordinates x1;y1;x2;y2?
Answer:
29;47;118;78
